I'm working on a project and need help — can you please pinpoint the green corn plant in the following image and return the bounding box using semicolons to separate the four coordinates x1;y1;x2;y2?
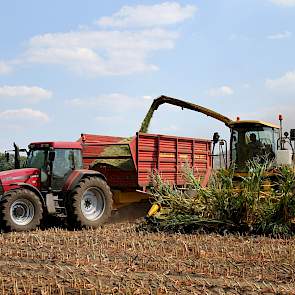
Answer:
239;158;272;226
275;165;295;223
208;167;240;223
256;165;295;235
147;158;295;236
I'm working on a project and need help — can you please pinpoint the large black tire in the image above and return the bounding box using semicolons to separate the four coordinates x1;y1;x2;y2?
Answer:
0;189;43;232
67;177;113;229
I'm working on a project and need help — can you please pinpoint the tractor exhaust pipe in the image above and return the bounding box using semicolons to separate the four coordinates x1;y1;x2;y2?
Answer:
13;143;21;169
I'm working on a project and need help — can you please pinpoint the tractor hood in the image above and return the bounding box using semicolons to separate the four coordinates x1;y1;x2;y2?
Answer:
0;168;40;194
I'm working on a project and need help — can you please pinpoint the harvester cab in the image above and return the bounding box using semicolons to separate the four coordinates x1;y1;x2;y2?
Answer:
229;120;280;171
229;118;295;172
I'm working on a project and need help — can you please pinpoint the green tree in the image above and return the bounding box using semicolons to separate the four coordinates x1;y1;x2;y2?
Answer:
0;153;15;171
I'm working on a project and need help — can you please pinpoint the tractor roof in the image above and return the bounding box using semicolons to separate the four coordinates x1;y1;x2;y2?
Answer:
29;142;82;149
229;120;280;129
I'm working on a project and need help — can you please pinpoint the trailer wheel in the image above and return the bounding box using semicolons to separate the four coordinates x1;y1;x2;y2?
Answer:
0;189;43;232
68;177;113;228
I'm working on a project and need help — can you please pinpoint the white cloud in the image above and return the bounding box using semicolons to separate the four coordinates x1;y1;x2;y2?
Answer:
3;3;196;77
96;2;197;28
266;70;295;93
0;85;52;103
143;95;153;100
24;29;178;76
267;31;292;40
66;93;149;112
0;61;12;75
158;124;181;133
0;108;49;122
208;86;234;97
270;0;295;6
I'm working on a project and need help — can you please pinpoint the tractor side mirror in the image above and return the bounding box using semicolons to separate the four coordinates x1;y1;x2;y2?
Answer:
212;132;220;144
290;129;295;141
13;143;20;169
48;151;55;162
68;151;75;169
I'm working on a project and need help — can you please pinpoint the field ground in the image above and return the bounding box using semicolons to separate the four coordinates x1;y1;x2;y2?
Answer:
1;212;295;295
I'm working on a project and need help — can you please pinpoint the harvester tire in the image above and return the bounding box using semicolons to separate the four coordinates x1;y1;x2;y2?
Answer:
67;177;113;229
0;189;43;232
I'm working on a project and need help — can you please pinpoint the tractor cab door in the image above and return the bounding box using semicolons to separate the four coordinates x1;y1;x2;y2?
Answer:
51;149;83;190
26;148;49;189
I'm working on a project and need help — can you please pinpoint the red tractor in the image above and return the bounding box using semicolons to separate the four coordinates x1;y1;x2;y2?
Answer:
0;141;113;232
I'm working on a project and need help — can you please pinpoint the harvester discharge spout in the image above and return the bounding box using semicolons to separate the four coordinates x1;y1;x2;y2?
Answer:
140;95;233;133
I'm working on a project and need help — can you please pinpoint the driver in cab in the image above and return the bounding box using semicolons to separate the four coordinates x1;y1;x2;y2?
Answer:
247;133;263;159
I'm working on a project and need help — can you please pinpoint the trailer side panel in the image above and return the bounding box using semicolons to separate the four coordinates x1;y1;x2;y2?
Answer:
137;133;212;187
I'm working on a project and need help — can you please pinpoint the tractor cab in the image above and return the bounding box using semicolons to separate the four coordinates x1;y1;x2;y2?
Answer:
27;142;83;191
229;121;280;171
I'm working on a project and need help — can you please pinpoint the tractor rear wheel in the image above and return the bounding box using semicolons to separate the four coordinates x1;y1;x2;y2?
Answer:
67;177;113;229
0;189;43;232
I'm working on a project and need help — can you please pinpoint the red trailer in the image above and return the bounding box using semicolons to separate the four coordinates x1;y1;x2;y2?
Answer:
80;132;212;208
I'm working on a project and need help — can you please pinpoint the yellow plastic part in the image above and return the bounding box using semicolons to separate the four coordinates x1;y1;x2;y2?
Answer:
147;204;160;217
230;120;280;129
112;190;150;209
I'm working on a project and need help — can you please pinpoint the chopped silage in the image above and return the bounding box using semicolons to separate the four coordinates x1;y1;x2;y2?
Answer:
90;137;135;171
140;106;155;133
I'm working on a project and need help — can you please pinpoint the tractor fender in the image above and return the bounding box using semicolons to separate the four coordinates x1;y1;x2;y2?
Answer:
63;169;107;193
5;183;46;207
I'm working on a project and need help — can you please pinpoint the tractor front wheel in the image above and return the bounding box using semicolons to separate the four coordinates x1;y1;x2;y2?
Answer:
67;177;113;229
0;189;43;232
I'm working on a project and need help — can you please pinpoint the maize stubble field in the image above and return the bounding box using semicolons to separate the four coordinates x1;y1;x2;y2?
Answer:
0;221;295;294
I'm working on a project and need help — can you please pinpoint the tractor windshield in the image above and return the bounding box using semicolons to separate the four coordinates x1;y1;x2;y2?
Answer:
231;125;279;171
27;149;47;170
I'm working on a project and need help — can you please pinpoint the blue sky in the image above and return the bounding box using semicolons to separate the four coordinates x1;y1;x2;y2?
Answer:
0;0;295;151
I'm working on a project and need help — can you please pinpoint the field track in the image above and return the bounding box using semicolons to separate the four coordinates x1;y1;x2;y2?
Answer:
0;217;295;294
